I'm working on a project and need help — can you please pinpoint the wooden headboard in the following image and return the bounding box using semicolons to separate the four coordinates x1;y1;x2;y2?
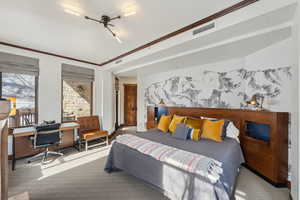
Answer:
146;106;289;187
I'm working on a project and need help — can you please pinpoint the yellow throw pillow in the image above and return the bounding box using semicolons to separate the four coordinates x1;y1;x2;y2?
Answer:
157;115;172;132
169;115;186;133
185;117;203;129
188;128;201;141
201;119;225;142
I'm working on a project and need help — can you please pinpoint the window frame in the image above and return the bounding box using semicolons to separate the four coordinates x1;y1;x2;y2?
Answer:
0;72;39;127
61;79;93;123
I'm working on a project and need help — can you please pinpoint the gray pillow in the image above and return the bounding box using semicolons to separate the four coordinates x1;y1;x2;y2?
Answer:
173;123;189;140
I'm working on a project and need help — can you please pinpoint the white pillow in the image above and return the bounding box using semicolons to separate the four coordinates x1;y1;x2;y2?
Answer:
226;122;240;142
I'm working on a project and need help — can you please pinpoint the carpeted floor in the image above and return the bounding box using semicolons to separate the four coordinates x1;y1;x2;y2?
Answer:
8;146;289;200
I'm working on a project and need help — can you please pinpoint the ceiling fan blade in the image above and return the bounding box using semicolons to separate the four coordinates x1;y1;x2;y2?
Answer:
85;16;103;24
108;23;115;27
110;15;121;21
106;26;116;37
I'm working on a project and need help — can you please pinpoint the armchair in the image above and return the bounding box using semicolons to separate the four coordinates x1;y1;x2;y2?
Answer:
77;116;109;151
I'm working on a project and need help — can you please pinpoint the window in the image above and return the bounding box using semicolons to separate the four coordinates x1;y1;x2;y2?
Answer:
0;72;38;128
0;52;39;127
61;64;94;122
62;80;93;122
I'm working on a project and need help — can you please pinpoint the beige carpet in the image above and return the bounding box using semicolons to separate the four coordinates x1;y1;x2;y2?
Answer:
8;147;289;200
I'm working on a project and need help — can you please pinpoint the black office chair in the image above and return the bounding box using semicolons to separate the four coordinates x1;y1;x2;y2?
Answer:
28;123;63;164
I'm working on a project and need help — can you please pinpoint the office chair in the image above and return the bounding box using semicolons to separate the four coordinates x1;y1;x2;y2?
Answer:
28;123;63;164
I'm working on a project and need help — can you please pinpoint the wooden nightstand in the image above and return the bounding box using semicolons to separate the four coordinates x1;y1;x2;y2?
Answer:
146;121;158;130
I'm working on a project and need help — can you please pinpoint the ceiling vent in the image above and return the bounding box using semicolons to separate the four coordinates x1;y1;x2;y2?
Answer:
193;23;215;35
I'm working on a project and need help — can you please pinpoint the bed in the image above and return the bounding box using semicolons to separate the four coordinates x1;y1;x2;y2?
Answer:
105;129;244;200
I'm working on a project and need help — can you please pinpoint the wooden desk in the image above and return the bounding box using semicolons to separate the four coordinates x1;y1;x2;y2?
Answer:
11;122;79;170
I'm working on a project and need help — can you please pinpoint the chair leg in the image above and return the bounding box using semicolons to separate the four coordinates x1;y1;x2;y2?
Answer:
42;149;48;164
106;136;109;146
78;139;82;151
48;151;63;156
28;147;63;164
27;151;46;163
85;140;88;151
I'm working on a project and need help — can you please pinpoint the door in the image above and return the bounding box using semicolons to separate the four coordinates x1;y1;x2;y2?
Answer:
124;84;137;126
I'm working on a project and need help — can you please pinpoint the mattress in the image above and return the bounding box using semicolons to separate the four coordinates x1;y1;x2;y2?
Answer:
105;129;244;200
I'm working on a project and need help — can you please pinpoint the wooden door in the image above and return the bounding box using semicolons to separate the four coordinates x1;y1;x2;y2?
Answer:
124;84;137;126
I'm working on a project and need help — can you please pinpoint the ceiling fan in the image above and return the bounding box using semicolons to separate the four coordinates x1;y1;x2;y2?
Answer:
84;14;123;43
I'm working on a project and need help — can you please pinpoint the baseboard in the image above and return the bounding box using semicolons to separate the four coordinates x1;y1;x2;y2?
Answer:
288;181;292;200
287;180;291;189
119;124;125;128
122;124;137;127
242;164;287;188
8;191;30;200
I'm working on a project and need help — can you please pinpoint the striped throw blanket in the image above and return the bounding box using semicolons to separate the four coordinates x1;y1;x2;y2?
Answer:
116;134;223;184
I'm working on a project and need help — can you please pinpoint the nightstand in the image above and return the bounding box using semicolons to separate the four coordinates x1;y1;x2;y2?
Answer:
146;121;158;130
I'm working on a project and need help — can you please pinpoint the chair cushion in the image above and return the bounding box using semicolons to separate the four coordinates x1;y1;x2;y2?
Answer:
77;116;101;133
82;130;108;140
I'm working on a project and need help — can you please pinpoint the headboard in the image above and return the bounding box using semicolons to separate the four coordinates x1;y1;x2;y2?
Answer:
146;106;289;187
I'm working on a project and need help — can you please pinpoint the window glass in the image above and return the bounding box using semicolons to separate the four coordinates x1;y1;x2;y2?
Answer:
62;80;92;122
1;73;36;127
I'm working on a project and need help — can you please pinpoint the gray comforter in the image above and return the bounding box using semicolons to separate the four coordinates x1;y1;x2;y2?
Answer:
105;129;244;200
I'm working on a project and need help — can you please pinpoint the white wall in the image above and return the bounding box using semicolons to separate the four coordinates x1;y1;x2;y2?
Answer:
292;1;300;199
137;58;245;131
98;70;115;133
0;44;116;138
137;75;145;131
0;44;101;121
245;38;294;181
0;44;103;154
245;39;293;111
118;77;137;125
137;38;295;182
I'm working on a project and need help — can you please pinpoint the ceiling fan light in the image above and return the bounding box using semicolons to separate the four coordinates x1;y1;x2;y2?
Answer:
123;10;136;17
115;35;123;44
64;9;81;16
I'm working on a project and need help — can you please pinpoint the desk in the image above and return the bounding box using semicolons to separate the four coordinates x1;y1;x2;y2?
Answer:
12;122;79;170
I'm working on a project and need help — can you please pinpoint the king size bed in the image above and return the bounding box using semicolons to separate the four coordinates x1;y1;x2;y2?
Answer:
104;106;289;199
105;129;244;200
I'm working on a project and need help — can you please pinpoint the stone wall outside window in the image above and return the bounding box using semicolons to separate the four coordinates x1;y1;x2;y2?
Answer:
62;80;92;121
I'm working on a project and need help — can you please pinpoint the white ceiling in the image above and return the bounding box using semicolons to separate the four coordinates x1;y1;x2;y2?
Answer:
112;3;296;77
119;25;292;77
0;0;241;64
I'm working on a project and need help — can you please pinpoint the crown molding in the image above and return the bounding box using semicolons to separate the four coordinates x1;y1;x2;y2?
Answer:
0;0;258;67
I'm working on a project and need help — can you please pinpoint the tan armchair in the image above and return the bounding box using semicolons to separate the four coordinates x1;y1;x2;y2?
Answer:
77;116;109;151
